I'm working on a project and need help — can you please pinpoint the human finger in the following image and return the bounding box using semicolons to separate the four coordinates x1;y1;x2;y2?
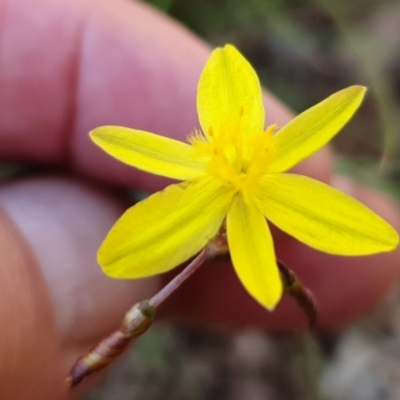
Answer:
0;177;158;400
0;0;331;192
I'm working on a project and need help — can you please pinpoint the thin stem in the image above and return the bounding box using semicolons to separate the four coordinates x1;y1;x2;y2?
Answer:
149;248;207;308
67;244;218;388
277;260;318;327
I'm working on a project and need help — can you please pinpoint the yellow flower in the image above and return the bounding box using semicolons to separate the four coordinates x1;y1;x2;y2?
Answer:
90;45;398;310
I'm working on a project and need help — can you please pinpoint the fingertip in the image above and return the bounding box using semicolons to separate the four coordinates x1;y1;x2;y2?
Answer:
0;198;66;399
0;177;159;398
0;177;159;340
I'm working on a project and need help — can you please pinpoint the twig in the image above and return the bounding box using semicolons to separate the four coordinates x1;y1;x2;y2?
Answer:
67;239;227;388
277;260;318;327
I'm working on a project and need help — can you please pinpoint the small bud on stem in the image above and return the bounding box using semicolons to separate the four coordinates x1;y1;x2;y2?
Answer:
67;300;155;387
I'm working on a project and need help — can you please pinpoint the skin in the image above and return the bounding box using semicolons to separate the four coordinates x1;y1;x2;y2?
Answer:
0;0;399;398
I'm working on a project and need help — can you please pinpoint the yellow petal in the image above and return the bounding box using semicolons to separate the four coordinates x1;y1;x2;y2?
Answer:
267;86;367;173
226;195;283;310
197;45;265;139
98;178;233;279
254;174;399;255
90;126;205;180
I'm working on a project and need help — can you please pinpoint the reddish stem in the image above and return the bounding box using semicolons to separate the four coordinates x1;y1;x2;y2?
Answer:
149;248;207;307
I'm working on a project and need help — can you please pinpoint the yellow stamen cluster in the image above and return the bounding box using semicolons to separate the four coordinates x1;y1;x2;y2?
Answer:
189;124;277;195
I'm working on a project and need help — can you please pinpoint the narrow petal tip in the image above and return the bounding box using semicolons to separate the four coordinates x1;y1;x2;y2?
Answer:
351;84;367;91
89;126;106;141
263;295;281;312
348;84;367;98
383;225;400;251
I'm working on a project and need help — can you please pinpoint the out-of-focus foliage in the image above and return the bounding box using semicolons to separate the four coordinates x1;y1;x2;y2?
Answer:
145;0;174;12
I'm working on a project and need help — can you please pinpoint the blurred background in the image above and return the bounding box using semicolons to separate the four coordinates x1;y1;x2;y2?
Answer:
80;0;400;399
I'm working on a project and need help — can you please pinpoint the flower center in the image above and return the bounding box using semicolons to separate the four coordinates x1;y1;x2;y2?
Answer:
189;124;277;193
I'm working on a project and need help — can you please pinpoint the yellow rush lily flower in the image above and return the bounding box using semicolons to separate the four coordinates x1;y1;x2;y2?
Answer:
90;45;398;310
